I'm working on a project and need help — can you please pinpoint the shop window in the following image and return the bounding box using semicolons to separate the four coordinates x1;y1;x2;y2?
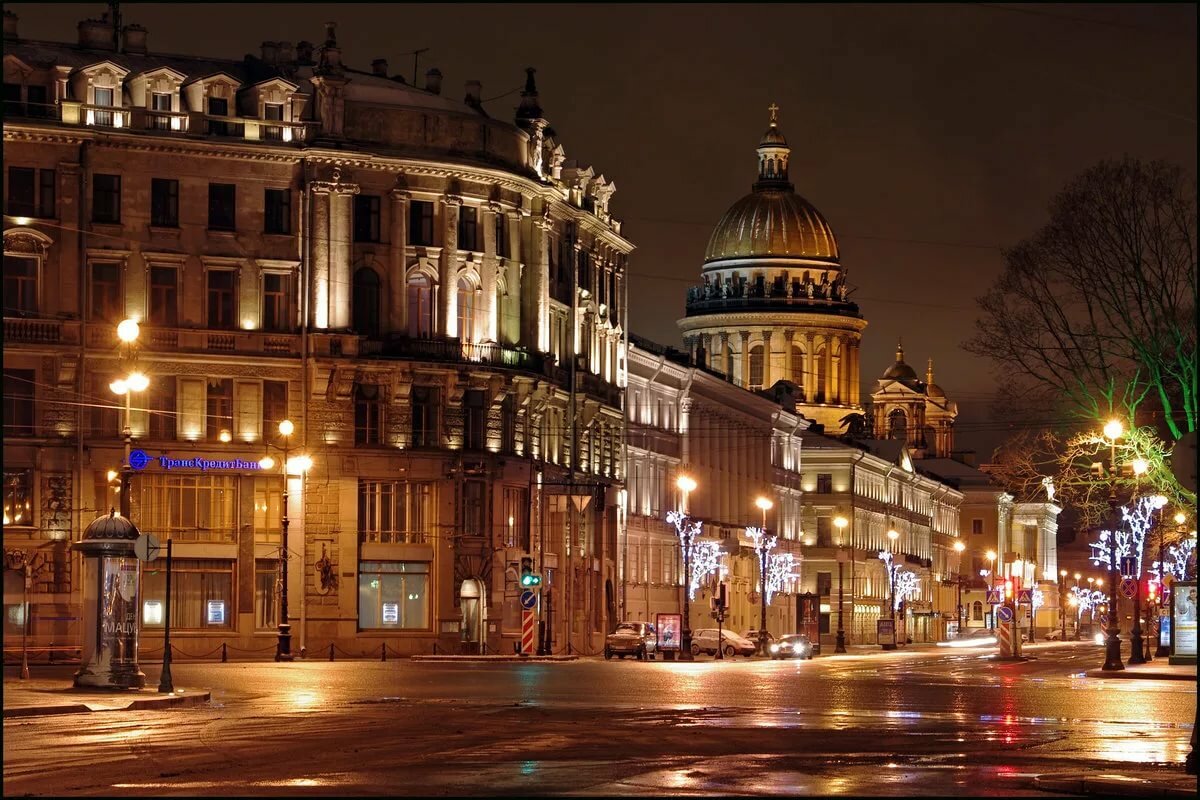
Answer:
358;561;430;630
3;469;34;527
357;480;434;544
148;266;178;327
141;558;235;629
3;369;35;436
134;473;236;543
150;178;179;227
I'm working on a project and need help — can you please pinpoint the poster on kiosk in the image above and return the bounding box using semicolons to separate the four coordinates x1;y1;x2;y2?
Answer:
1171;580;1197;665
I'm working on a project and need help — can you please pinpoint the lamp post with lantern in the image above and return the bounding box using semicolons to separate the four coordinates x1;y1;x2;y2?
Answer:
953;540;966;638
985;549;997;630
673;474;699;661
834;515;849;653
1059;569;1069;641
886;529;900;646
1101;418;1125;672
754;496;774;656
258;419;311;662
111;319;149;520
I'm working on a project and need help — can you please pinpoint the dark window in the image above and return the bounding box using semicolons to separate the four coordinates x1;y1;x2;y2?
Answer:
354;195;381;242
3;82;23;116
149;376;177;440
148;266;178;327
262;273;290;331
262;381;288;434
463;389;486;450
38;169;55;218
406;275;434;338
264;188;291;235
463;480;485;537
208;183;236;231
206;270;236;329
495;212;508;258
354;384;384;446
409;201;434;246
92;87;114;126
150;178;179;227
816;473;833;493
817;571;832;597
207;96;230;135
412;386;439;448
8;167;35;217
579;250;591;292
205;378;233;441
151;92;172;129
90;262;122;322
91;373;120;437
262;103;284;141
457;206;479;251
3;255;38;315
3;369;35;436
352;268;381;338
971;518;984;535
500;395;515;454
816;517;833;548
92;174;121;224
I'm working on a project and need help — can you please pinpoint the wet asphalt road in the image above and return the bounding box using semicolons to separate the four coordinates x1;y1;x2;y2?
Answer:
3;641;1194;796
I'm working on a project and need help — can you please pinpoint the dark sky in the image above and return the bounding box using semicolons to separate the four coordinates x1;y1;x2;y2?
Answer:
11;3;1197;458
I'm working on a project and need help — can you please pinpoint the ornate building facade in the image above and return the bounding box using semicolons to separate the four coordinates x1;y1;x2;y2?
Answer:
2;11;629;657
678;107;866;431
870;342;958;458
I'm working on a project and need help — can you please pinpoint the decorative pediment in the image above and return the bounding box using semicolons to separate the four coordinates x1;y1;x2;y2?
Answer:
182;71;241;89
245;76;300;94
71;60;130;80
131;65;187;83
3;227;53;254
3;54;34;80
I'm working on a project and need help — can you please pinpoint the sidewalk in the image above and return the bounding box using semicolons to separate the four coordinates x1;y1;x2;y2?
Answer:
3;678;210;718
410;654;579;663
1033;769;1196;798
1085;659;1198;681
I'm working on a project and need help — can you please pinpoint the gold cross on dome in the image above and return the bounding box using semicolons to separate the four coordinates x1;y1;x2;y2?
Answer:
768;103;779;123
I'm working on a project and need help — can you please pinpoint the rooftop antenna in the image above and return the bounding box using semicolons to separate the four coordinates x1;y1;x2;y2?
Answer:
412;47;429;86
108;0;122;52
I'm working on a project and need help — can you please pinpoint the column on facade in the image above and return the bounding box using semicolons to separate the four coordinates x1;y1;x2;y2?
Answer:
762;329;773;388
526;212;550;352
328;184;358;330
823;333;834;404
388;189;410;335
782;330;796;396
804;333;816;401
309;185;332;328
739;331;751;389
849;339;859;405
483;202;503;342
439;194;462;337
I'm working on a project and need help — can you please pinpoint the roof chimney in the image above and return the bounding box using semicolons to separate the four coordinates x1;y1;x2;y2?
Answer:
424;68;442;95
464;80;482;108
278;41;294;64
295;40;314;64
78;16;115;50
261;41;279;65
371;59;388;77
4;10;18;41
122;24;147;55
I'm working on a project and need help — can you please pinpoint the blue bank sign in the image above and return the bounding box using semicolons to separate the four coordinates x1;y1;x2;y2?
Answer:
129;449;262;472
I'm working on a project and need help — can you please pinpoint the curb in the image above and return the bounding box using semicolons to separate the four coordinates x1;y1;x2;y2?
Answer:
1033;774;1197;798
409;655;579;663
1085;669;1197;682
3;690;210;719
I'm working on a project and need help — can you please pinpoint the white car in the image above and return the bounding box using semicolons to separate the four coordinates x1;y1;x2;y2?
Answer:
691;628;757;657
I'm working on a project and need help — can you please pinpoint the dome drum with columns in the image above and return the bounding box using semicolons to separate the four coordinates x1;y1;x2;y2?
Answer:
679;106;867;430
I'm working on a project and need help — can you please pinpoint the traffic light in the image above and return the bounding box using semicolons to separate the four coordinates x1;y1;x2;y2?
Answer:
1004;579;1014;600
519;556;541;588
716;581;728;610
1146;580;1159;604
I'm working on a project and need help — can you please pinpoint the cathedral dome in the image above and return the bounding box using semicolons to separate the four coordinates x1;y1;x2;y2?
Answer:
882;342;919;382
703;105;839;264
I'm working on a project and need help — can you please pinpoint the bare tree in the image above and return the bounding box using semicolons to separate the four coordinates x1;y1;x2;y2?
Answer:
967;158;1197;441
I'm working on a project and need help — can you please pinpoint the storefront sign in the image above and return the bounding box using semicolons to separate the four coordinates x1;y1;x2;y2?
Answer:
656;613;682;651
130;449;262;472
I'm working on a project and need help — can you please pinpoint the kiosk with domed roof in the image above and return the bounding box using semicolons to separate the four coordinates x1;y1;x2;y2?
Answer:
679;105;867;430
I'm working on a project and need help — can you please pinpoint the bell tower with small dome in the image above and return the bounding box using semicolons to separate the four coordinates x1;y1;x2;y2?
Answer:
870;341;958;457
678;105;867;431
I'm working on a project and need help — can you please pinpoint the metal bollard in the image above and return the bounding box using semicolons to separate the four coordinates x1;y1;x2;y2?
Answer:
221;642;227;663
329;643;335;662
381;643;387;662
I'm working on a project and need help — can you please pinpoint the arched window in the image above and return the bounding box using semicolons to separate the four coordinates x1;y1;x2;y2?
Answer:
456;277;476;343
748;345;764;389
352;268;381;338
790;346;804;400
407;275;434;338
972;600;983;621
888;408;907;440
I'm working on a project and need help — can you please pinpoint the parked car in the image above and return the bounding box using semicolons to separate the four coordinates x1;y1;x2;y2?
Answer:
937;628;998;648
769;633;815;660
691;628;757;657
604;622;657;660
743;629;775;646
1043;628;1065;641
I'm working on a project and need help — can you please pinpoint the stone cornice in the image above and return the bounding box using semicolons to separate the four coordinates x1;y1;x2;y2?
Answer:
678;312;867;335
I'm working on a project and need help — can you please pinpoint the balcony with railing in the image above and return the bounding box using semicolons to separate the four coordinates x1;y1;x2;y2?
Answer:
4;317;82;346
84;323;302;357
47;101;312;144
366;336;546;373
685;275;861;318
359;529;428;545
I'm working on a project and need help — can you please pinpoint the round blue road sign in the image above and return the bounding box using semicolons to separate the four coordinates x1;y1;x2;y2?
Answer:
520;590;537;610
997;605;1014;622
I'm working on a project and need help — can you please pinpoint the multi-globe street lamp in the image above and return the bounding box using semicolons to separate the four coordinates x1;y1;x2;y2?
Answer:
258;419;311;662
1101;418;1125;672
834;515;849;653
953;540;966;637
1059;569;1069;641
111;319;149;520
985;550;997;630
886;529;900;644
754;496;773;656
675;474;698;661
1072;572;1082;638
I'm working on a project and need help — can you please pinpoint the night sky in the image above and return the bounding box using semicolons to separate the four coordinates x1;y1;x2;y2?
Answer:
11;3;1197;458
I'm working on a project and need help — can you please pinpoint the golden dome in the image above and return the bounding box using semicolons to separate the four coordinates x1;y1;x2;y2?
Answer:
704;189;839;263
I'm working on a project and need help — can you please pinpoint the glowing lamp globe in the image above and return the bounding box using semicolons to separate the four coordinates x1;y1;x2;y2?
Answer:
116;319;140;343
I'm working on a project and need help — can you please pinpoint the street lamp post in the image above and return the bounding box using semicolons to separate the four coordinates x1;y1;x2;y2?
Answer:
985;550;997;630
112;319;148;521
755;496;773;656
1102;418;1125;672
886;529;900;647
835;516;849;653
260;419;306;663
677;475;697;661
1059;569;1068;641
1073;573;1082;638
953;540;966;637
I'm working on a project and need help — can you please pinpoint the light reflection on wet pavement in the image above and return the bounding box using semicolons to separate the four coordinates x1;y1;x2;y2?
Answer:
3;642;1193;796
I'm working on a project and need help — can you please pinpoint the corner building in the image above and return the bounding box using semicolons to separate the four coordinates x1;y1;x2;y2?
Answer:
2;11;630;657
